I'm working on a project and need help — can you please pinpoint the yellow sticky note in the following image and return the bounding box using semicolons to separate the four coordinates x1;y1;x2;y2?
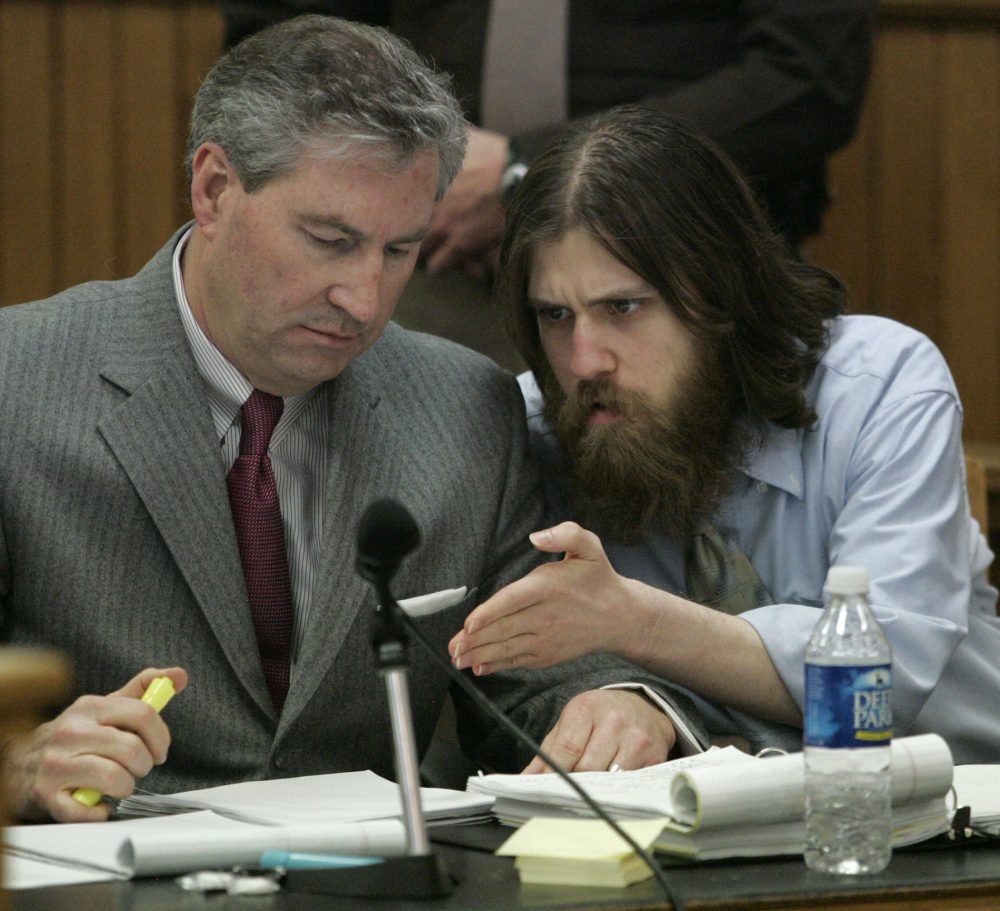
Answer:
498;817;666;860
497;817;669;887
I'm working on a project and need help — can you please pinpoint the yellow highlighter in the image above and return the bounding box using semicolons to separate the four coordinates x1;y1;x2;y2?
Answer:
72;675;176;807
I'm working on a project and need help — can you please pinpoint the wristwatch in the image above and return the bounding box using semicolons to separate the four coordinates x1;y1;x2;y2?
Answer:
499;144;529;206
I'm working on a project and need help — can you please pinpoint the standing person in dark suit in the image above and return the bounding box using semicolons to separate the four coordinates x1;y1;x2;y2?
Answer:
222;1;876;262
0;17;704;824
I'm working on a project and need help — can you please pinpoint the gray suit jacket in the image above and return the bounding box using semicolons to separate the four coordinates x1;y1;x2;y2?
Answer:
0;229;704;793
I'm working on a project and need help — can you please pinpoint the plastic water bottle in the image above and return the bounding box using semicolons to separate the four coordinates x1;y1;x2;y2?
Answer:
803;565;892;874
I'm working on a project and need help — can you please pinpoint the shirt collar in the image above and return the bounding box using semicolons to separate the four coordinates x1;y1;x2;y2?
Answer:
737;418;805;499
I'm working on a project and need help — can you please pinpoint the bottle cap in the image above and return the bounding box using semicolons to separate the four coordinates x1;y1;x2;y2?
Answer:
825;565;869;595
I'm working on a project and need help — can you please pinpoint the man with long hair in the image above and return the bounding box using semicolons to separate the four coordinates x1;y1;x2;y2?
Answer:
450;107;1000;763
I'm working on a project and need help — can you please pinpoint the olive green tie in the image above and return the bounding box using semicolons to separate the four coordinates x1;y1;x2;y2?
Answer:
685;523;774;615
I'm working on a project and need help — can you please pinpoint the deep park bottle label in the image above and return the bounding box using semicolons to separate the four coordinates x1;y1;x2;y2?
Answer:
804;663;893;748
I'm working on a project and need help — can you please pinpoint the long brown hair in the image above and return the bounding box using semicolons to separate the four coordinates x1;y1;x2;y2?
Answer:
498;107;844;430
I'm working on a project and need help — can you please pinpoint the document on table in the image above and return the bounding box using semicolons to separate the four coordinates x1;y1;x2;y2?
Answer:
117;769;493;825
652;798;951;861
469;734;957;860
469;735;953;829
466;746;750;823
3;811;404;889
668;732;954;832
954;765;1000;834
3;770;493;889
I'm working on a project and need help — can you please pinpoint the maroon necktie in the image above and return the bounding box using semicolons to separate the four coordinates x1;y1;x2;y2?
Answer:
227;390;293;714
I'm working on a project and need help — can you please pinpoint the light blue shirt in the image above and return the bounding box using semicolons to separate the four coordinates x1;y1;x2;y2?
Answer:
520;315;1000;762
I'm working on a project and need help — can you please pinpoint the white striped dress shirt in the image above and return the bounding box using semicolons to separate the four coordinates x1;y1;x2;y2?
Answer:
172;229;326;670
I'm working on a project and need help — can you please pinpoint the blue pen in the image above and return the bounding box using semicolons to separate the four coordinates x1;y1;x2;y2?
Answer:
259;850;384;870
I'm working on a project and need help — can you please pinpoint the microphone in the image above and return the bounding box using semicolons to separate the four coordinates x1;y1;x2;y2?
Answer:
356;499;420;607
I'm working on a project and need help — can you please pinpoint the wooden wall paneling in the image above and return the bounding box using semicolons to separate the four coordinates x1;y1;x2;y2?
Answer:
938;28;1000;443
119;3;183;276
870;27;943;340
60;0;119;289
0;2;57;306
176;5;225;228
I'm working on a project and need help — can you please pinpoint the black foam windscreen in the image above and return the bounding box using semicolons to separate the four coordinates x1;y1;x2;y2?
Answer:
356;499;421;571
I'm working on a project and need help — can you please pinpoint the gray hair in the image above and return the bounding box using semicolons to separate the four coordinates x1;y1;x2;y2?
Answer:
186;15;466;198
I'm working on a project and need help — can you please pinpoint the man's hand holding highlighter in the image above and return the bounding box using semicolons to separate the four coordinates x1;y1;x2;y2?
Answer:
3;667;187;822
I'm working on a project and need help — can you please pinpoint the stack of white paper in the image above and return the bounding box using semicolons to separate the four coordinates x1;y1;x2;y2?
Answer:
954;765;1000;835
117;769;493;826
468;734;958;861
467;747;747;825
3;770;493;889
4;812;404;887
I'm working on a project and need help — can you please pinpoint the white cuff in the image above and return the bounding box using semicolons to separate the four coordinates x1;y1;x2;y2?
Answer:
601;682;704;756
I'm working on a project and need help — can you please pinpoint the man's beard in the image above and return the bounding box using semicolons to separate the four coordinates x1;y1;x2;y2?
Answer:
544;346;748;546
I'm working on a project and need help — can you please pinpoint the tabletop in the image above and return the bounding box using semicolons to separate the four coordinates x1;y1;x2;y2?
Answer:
9;824;1000;911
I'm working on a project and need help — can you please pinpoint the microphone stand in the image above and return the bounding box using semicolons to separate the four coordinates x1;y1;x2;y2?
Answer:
373;593;431;856
283;575;452;900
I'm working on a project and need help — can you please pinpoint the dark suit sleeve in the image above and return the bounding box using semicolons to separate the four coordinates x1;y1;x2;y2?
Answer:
450;376;708;771
515;1;875;169
512;0;876;242
643;1;875;181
